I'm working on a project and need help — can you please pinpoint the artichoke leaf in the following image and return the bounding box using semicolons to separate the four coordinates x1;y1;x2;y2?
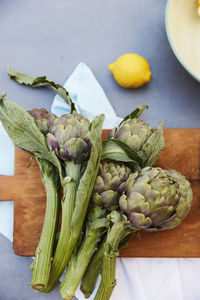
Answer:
102;139;144;170
127;161;141;172
119;104;148;126
7;66;76;114
70;114;105;234
119;233;132;250
0;94;62;177
90;218;108;230
141;121;165;166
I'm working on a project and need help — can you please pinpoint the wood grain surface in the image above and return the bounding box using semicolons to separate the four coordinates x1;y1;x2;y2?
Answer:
0;129;199;257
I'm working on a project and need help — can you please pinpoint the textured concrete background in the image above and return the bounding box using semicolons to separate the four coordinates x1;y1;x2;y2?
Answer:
0;233;62;300
0;0;200;128
0;0;199;299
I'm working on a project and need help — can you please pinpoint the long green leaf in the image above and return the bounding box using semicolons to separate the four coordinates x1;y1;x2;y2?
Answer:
102;139;143;169
141;121;165;166
0;93;62;177
7;66;76;113
119;104;148;126
71;114;105;232
119;233;132;249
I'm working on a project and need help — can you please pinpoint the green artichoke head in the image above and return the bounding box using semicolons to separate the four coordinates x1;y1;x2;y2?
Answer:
119;167;193;231
28;108;58;135
46;113;91;163
110;118;153;152
92;161;132;210
108;117;165;167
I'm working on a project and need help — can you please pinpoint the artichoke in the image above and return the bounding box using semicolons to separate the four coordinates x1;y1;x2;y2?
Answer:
110;118;153;153
59;161;131;300
43;113;91;292
94;167;193;300
13;108;60;290
43;113;104;293
10;108;60;290
119;167;193;231
46;113;91;164
92;161;132;210
102;105;165;169
31;158;60;290
28;108;58;135
109;117;165;167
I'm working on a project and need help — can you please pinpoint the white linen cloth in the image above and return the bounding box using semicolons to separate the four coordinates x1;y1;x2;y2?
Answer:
0;63;199;300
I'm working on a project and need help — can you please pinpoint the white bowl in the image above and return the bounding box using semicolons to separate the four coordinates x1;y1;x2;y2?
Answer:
165;0;200;81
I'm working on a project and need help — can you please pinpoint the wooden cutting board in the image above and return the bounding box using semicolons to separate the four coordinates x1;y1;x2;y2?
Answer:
0;129;199;257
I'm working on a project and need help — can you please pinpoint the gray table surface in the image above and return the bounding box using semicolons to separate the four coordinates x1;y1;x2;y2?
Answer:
0;0;199;299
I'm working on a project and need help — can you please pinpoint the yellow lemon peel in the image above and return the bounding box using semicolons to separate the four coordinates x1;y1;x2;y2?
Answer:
108;53;152;89
197;0;200;16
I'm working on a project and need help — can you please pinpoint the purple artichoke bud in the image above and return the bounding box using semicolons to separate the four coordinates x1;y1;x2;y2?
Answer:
119;167;193;231
29;108;58;135
92;161;132;210
46;113;91;163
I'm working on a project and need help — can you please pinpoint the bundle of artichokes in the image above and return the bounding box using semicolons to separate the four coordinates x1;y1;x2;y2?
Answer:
0;67;193;300
59;161;132;299
92;167;192;300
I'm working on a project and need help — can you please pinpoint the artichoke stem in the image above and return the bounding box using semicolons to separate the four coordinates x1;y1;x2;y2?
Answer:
43;162;81;293
94;222;127;300
59;225;104;300
43;181;76;292
81;236;105;298
65;161;81;187
31;159;60;290
29;260;35;272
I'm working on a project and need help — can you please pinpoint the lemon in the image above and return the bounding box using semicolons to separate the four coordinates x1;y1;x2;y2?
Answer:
197;0;200;15
108;53;152;88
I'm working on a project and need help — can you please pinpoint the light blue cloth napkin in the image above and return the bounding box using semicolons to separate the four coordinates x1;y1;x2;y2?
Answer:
0;122;14;241
52;62;122;128
0;122;14;176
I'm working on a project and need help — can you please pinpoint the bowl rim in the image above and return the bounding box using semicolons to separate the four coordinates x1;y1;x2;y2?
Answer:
165;0;200;82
